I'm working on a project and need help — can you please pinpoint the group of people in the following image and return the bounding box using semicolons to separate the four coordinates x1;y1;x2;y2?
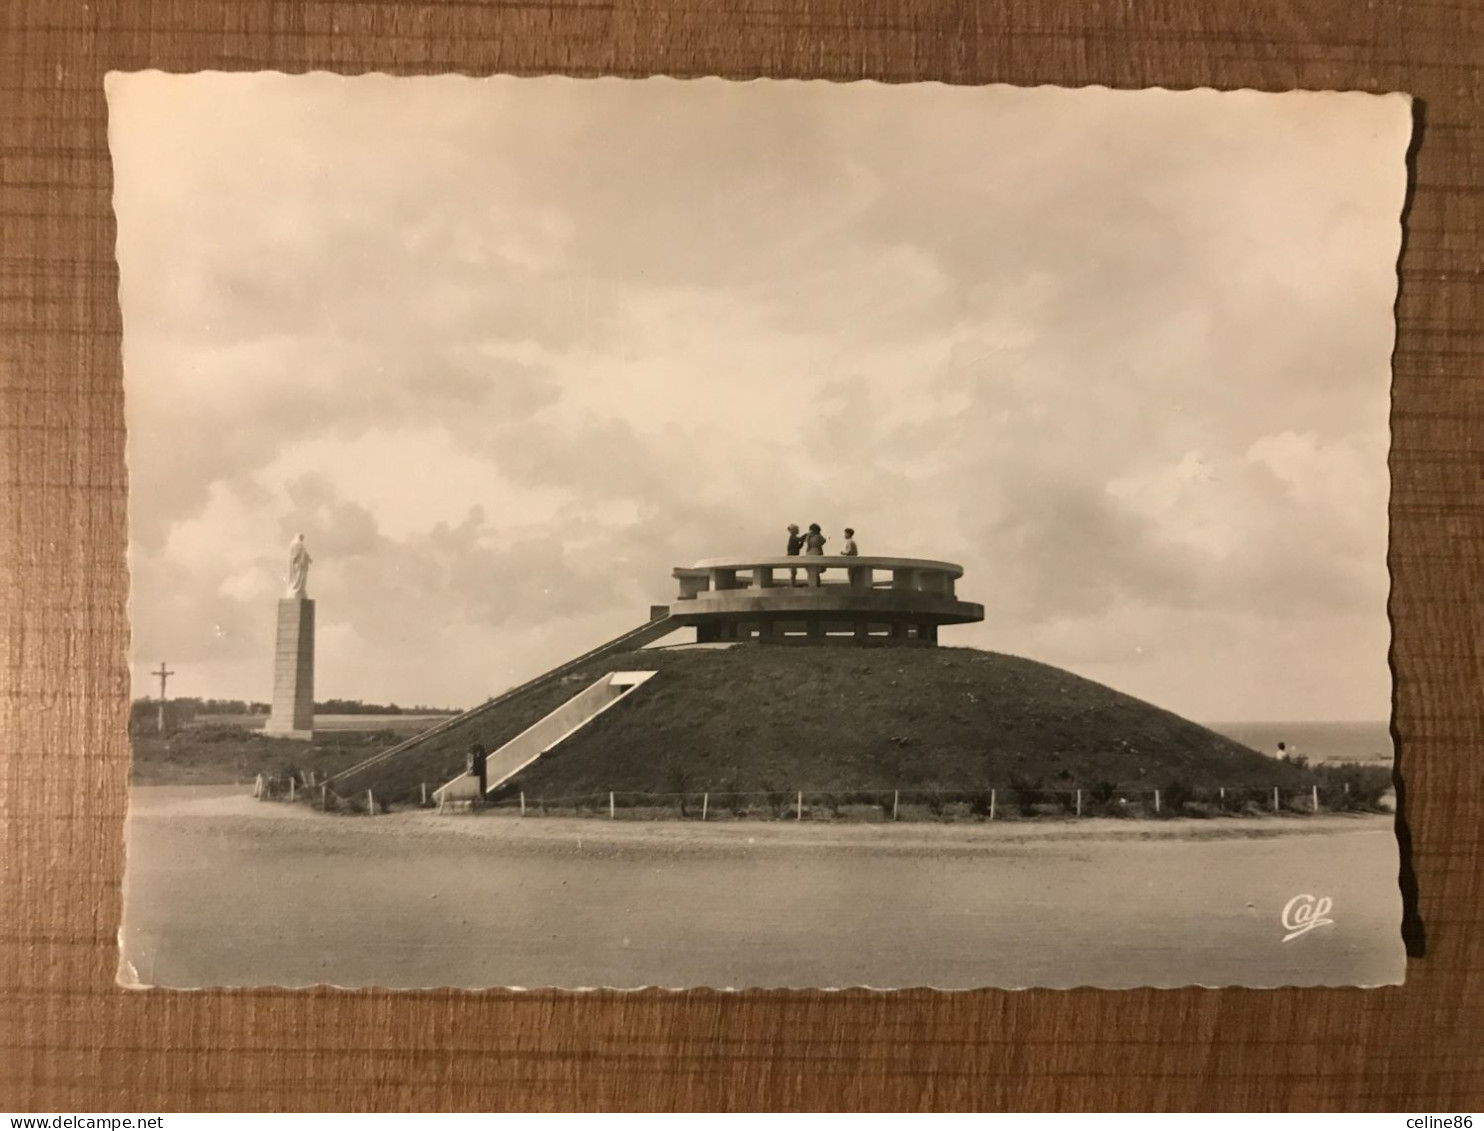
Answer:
783;523;859;585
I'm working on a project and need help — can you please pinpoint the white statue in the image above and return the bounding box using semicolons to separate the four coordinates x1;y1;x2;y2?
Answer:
286;533;312;599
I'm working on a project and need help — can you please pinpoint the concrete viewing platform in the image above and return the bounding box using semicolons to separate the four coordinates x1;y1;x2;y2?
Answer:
670;555;984;644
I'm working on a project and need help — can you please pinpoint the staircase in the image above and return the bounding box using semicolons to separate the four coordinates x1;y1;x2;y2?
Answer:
434;671;657;802
329;614;679;786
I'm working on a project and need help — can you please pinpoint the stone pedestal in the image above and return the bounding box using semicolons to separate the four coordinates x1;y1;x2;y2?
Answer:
265;597;315;740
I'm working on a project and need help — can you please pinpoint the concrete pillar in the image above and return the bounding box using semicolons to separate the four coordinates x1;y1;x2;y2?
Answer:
892;567;917;591
854;620;870;640
758;620;775;641
917;621;938;644
710;568;738;591
753;566;773;588
265;598;314;740
808;620;826;640
849;566;871;591
891;621;909;640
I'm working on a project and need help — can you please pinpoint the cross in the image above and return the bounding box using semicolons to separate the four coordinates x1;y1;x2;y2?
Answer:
153;661;174;733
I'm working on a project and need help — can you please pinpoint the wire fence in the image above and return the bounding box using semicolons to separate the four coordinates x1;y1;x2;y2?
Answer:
254;772;1391;820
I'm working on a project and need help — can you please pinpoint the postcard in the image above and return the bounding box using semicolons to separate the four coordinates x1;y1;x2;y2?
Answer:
109;73;1411;989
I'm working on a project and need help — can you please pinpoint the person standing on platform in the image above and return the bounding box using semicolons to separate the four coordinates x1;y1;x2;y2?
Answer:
803;523;827;586
786;523;806;585
840;528;863;588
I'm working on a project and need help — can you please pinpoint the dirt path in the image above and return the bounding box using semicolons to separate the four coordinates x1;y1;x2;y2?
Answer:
128;784;1394;855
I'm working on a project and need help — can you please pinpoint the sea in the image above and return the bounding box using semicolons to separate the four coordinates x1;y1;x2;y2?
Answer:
1204;720;1393;764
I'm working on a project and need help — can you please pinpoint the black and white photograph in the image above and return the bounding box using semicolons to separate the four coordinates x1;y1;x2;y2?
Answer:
110;72;1411;990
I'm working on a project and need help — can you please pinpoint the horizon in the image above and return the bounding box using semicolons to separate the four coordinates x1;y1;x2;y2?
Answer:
128;684;1396;729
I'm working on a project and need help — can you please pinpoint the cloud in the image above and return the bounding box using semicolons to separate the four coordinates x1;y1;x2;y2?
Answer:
110;75;1408;718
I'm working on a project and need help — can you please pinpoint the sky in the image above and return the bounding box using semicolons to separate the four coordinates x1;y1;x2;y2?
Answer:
108;74;1411;721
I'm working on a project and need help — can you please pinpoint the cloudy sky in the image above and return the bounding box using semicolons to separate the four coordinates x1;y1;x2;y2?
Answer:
108;74;1410;721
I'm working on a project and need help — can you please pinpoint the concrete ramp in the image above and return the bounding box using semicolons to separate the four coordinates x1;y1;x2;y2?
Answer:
435;671;656;802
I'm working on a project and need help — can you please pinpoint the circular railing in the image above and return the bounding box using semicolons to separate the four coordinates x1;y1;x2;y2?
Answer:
677;555;963;599
668;556;983;641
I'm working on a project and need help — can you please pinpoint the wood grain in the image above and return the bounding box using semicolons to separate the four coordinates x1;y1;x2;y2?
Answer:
2;0;1481;1112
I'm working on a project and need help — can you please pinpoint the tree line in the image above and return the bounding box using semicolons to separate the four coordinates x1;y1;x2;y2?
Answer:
130;696;458;730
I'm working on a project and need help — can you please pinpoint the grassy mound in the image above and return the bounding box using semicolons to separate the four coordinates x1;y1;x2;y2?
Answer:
331;644;1317;806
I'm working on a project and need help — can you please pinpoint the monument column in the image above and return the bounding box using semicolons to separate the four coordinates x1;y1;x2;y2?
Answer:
265;533;315;740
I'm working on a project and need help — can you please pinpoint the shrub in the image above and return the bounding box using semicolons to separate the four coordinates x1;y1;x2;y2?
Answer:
1088;779;1119;816
760;781;791;819
1009;774;1043;818
1158;779;1194;817
718;780;749;818
1312;762;1391;811
664;761;693;817
1210;783;1246;813
180;723;255;744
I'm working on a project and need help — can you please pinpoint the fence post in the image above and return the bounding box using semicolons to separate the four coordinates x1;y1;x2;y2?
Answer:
1272;786;1280;812
1219;787;1225;802
1344;782;1350;796
609;791;615;820
892;790;899;821
1154;789;1161;814
366;789;374;815
989;788;996;821
1075;788;1082;817
1312;784;1319;812
702;792;709;822
320;783;327;811
289;777;296;802
520;791;526;817
254;773;263;799
421;782;428;806
797;791;803;821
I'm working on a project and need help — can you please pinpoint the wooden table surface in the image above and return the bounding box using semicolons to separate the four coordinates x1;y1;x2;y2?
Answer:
1;0;1481;1112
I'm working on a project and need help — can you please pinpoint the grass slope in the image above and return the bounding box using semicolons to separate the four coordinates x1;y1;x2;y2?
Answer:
131;727;407;787
336;645;1317;805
